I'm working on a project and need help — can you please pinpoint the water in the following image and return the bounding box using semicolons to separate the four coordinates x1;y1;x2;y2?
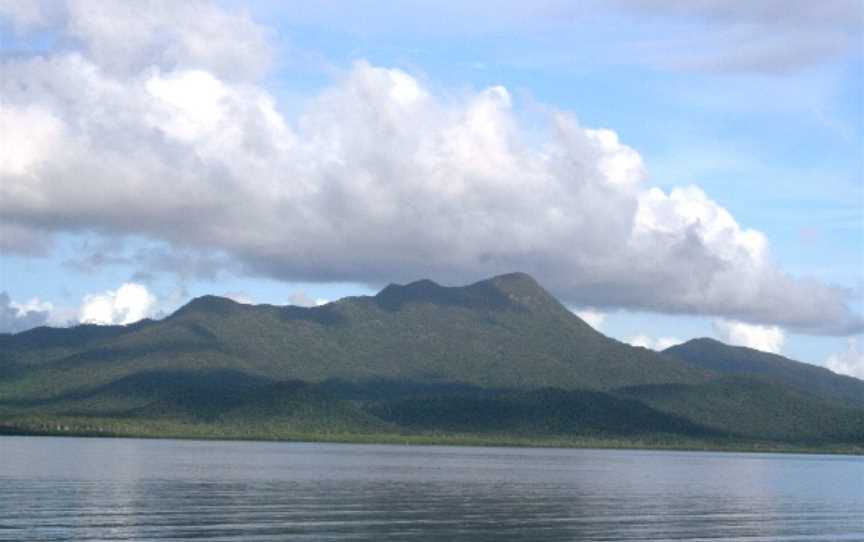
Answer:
1;437;862;541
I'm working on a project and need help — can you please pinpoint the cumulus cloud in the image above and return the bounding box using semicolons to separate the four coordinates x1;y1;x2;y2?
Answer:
713;319;785;354
572;308;606;330
825;338;864;380
0;0;860;335
625;334;684;351
1;284;162;333
79;283;158;325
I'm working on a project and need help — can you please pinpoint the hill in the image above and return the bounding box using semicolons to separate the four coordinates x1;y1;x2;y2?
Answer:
664;338;864;408
1;273;862;451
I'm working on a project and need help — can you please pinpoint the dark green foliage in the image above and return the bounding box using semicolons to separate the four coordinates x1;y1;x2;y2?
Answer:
317;378;490;401
619;377;864;443
0;369;391;435
0;320;151;351
369;386;719;438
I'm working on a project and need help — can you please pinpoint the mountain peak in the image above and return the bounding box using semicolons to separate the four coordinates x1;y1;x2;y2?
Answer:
374;273;554;312
377;278;443;298
479;272;542;292
469;272;561;312
666;337;724;351
667;337;776;358
374;278;467;311
490;271;538;283
170;295;241;318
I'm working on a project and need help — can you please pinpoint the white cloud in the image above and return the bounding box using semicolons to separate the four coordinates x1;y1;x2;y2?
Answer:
625;334;684;351
825;338;864;380
572;308;606;330
288;291;329;308
0;0;55;31
3;283;167;333
79;283;158;326
713;319;785;354
8;297;52;315
0;291;79;332
0;104;65;176
3;0;272;80
0;0;860;335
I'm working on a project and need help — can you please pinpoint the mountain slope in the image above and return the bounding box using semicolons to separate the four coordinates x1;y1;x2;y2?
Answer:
0;370;722;441
618;376;864;442
664;338;864;408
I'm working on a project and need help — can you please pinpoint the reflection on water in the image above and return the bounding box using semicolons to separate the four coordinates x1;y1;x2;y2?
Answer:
1;437;862;541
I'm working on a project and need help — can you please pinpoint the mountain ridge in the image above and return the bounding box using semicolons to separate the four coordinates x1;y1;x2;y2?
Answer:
1;272;861;450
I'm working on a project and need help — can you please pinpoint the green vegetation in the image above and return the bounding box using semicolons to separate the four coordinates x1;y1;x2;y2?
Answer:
619;377;864;442
4;418;859;455
1;273;862;453
665;338;864;407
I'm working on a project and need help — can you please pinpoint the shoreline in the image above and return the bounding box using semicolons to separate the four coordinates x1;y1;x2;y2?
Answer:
2;421;860;456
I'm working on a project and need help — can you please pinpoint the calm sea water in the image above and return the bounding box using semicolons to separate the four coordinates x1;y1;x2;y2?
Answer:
1;436;862;541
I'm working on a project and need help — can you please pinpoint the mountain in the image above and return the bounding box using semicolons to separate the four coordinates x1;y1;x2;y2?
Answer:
0;273;708;400
1;273;862;450
664;338;864;408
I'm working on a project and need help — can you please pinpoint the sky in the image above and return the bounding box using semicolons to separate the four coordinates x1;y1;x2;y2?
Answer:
0;0;862;377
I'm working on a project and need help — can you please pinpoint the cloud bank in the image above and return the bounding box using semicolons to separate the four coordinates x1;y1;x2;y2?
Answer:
0;0;860;335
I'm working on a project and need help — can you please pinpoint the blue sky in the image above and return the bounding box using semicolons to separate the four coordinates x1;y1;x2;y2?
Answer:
0;1;862;375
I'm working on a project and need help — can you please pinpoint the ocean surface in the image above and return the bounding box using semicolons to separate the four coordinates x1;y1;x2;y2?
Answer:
1;436;862;541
